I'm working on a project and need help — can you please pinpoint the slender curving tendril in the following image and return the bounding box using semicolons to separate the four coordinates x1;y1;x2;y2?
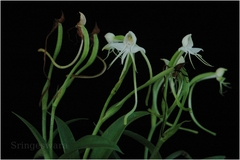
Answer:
38;38;83;69
70;56;107;79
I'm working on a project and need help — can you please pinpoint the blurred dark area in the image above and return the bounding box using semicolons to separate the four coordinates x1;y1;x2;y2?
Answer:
1;1;239;159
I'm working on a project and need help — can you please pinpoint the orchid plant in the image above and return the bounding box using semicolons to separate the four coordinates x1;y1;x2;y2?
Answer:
13;11;230;159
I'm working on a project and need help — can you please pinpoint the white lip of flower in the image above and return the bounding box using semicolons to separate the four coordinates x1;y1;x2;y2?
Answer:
102;31;146;71
178;34;213;69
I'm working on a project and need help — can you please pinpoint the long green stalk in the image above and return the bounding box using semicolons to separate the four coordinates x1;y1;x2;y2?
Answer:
41;22;63;144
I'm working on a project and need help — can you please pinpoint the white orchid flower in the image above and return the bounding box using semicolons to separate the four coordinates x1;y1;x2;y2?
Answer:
190;67;231;95
102;33;124;59
188;67;231;135
178;34;213;69
215;68;231;95
102;31;146;72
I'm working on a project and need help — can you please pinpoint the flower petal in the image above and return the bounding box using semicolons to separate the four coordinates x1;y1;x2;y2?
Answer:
177;56;185;64
124;31;137;47
107;43;126;51
215;68;227;79
77;12;86;26
102;44;112;51
131;45;146;54
161;58;170;65
104;33;115;43
189;48;203;54
182;34;193;48
121;50;129;64
108;50;125;69
178;46;188;53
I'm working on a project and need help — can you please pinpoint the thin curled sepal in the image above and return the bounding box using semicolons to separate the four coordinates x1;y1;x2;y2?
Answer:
56;11;65;24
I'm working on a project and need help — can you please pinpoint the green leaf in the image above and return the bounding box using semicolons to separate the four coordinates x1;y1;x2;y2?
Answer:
123;130;162;159
90;111;150;159
203;155;226;159
165;150;192;159
59;135;123;159
54;115;80;158
12;112;51;159
163;120;190;142
33;148;58;159
34;117;87;159
52;118;88;142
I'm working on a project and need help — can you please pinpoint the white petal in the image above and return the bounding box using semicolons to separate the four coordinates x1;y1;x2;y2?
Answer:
178;46;188;53
161;58;170;65
186;34;194;48
102;44;112;51
131;45;146;54
177;56;185;64
188;53;196;69
216;68;227;78
108;43;126;51
190;48;203;54
130;52;138;72
124;31;137;47
121;50;129;64
78;12;86;26
182;34;192;48
104;33;115;43
108;50;124;69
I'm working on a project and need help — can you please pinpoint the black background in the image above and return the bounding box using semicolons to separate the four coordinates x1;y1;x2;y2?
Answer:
1;1;239;159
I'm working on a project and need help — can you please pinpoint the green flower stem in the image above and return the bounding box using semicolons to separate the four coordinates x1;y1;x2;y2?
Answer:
159;74;170;136
48;105;57;158
41;22;63;143
168;50;184;67
166;121;198;134
50;26;89;108
100;55;132;122
162;75;170;115
73;34;99;76
151;78;164;125
83;55;132;159
123;63;138;125
169;78;190;112
140;52;153;106
150;136;165;159
150;120;187;159
58;34;98;159
83;67;173;159
172;76;190;126
144;78;164;159
119;67;174;108
48;26;90;158
167;74;189;117
37;39;83;69
102;67;174;134
144;121;162;159
189;72;215;86
188;82;216;136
